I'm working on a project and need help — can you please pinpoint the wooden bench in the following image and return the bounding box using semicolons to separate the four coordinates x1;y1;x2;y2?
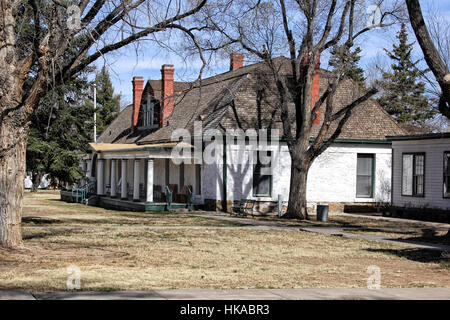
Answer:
231;199;255;217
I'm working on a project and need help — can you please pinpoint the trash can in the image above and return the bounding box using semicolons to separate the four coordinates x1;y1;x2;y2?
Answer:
317;205;329;222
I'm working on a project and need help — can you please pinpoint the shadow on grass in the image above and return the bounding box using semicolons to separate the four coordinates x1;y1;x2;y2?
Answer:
366;247;450;268
342;227;420;236
22;217;62;225
22;229;78;240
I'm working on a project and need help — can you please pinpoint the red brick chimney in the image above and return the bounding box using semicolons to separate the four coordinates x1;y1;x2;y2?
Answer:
230;53;244;71
131;76;144;131
311;53;321;126
160;64;175;127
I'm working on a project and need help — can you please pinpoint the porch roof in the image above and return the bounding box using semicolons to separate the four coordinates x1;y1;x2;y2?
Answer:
88;141;193;153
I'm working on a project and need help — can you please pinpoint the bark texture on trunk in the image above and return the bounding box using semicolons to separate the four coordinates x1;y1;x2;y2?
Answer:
31;172;44;192
283;149;311;220
0;124;28;248
0;2;28;248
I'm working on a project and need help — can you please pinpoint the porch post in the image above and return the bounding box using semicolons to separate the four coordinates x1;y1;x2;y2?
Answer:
86;159;92;177
133;159;140;201
97;159;105;195
146;159;154;203
110;159;117;198
121;159;127;200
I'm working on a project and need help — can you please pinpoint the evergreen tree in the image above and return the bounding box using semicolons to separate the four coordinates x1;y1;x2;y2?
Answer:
26;74;94;191
377;23;434;124
329;46;366;89
87;66;121;137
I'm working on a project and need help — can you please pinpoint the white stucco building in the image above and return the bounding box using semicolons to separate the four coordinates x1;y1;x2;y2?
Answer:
68;55;407;214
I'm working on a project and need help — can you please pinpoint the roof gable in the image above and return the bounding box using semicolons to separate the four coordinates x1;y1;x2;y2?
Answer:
99;57;406;145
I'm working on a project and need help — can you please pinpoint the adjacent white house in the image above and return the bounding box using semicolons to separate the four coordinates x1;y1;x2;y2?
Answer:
389;132;450;218
69;54;407;214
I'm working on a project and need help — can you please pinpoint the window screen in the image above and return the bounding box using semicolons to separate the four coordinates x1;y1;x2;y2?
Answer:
253;151;272;197
402;153;425;196
356;154;374;198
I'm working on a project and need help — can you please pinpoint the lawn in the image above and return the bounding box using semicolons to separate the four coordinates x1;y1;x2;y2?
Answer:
0;190;449;291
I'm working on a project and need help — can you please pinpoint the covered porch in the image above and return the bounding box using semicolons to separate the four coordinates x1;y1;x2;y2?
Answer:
81;142;202;211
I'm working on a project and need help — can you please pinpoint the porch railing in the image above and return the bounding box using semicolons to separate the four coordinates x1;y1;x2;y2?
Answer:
72;181;96;204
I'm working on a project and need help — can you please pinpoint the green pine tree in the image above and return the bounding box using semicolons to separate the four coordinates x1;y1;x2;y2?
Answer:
87;66;121;137
377;23;434;124
26;73;94;190
329;46;366;89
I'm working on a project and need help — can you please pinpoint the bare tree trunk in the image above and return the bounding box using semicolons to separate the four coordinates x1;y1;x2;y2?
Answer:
284;151;311;220
31;172;43;192
0;2;28;248
0;122;28;248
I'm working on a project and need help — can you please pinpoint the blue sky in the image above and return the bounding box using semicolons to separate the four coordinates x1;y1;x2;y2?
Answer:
93;0;450;106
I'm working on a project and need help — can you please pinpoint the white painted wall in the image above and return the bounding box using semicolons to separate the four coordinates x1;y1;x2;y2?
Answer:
307;144;392;203
126;159;133;194
153;158;166;188
169;159;180;188
202;153;223;201
392;138;450;210
105;159;111;186
139;159;145;185
184;164;196;190
201;142;393;205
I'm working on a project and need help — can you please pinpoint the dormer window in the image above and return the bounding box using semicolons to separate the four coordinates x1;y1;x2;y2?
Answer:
142;93;155;127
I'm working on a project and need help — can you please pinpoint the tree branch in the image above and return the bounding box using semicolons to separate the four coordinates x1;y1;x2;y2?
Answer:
406;0;450;118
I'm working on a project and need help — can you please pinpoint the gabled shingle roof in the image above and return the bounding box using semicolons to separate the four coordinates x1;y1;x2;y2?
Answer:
98;57;406;145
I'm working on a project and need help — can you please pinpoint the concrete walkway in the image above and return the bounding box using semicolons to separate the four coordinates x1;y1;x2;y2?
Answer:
339;212;450;230
183;211;450;251
1;288;450;300
299;226;450;251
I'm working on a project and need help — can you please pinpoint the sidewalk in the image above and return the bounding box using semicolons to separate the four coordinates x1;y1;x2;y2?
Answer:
1;288;450;300
185;211;450;251
299;226;450;251
338;212;450;230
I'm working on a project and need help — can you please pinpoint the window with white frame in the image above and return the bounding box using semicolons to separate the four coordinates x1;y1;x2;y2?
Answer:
402;153;425;196
356;154;375;198
444;152;450;198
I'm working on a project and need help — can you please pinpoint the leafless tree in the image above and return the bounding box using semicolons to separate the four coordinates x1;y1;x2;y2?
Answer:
193;0;401;219
0;0;207;248
405;0;450;120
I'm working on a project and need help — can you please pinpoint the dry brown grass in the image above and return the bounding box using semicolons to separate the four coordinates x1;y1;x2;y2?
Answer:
0;190;449;291
22;191;242;227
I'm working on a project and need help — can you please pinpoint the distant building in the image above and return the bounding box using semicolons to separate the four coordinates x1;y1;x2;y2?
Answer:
388;132;450;220
25;173;49;190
